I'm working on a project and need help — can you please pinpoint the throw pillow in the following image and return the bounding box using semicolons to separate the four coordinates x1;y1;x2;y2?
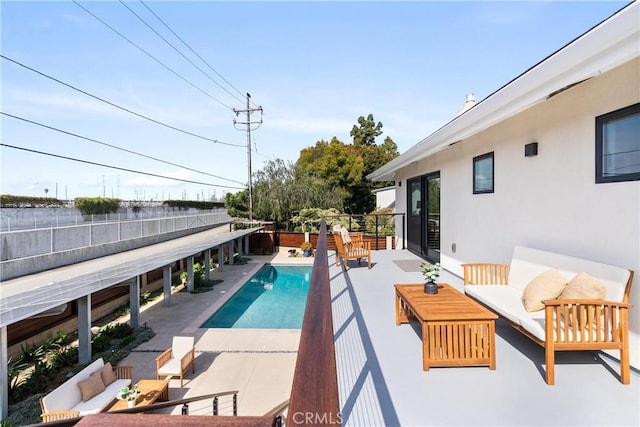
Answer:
522;269;568;312
559;272;606;299
78;371;106;402
100;362;118;386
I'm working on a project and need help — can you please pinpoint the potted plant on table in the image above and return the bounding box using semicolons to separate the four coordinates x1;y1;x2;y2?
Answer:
116;383;139;408
300;241;313;257
420;262;443;294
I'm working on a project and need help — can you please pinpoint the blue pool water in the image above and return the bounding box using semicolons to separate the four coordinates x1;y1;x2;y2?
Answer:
201;264;312;329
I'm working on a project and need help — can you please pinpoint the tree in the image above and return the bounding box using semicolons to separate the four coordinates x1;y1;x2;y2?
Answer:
224;190;248;218
297;137;364;189
251;158;347;229
350;114;383;147
347;115;399;213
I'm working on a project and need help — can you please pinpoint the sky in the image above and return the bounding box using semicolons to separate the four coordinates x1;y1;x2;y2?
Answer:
0;0;629;202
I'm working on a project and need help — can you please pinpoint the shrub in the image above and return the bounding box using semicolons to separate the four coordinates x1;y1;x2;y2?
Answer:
91;334;112;353
74;197;121;215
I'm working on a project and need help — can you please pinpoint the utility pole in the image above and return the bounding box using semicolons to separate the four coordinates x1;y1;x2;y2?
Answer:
233;93;263;221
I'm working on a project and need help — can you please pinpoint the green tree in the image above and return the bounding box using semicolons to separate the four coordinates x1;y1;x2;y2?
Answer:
347;115;399;213
294;114;399;214
297;137;364;189
350;114;383;147
224;190;248;218
252;158;347;229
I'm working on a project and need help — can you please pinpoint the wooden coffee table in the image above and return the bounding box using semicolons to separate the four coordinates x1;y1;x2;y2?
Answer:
107;379;169;412
395;283;497;371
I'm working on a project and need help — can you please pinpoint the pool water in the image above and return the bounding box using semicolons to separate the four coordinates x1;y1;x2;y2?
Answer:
201;264;312;329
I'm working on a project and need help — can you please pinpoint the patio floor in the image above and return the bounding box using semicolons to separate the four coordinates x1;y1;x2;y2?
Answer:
331;249;640;426
116;247;639;426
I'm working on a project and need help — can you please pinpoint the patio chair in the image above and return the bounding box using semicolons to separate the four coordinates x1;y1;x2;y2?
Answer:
156;336;195;387
333;228;371;270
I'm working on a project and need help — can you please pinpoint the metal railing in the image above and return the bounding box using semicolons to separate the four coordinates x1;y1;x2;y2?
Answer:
0;208;228;232
324;213;406;250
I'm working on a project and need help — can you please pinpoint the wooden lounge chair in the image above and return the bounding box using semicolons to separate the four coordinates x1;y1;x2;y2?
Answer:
333;228;371;270
156;336;195;387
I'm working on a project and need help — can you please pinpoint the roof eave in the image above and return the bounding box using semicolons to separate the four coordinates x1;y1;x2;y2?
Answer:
368;1;639;182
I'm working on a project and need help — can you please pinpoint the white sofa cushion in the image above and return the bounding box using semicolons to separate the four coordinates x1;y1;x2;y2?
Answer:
41;358;105;413
464;285;524;326
71;378;130;415
509;246;630;301
466;246;631;343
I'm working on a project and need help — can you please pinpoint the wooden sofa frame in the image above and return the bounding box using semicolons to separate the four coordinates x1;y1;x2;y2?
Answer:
333;231;371;270
462;261;634;385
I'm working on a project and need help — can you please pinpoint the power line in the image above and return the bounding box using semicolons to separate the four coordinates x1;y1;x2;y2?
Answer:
72;0;235;111
1;111;246;186
0;143;246;190
1;55;244;148
139;0;258;108
119;0;245;105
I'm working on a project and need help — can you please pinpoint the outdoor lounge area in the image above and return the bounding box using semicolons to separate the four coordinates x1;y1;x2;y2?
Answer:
30;244;637;426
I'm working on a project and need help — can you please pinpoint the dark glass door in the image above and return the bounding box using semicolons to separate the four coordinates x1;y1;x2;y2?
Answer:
406;177;422;254
423;173;440;262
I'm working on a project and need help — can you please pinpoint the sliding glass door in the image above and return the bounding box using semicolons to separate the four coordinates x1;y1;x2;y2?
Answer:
406;172;440;262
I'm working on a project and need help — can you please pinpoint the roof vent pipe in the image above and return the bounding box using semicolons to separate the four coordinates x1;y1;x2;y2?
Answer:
456;93;476;116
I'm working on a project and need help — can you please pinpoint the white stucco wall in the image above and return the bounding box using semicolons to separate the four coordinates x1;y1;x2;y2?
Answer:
395;58;640;368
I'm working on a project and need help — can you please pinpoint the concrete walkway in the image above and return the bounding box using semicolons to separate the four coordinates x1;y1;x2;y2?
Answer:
117;248;313;417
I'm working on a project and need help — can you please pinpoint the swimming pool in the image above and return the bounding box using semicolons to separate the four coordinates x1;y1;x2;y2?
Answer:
201;264;312;329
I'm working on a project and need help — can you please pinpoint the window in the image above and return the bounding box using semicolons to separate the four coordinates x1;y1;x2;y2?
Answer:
473;152;494;194
596;103;640;183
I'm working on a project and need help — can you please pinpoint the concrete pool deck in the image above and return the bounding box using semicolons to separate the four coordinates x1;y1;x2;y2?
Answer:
117;248;312;417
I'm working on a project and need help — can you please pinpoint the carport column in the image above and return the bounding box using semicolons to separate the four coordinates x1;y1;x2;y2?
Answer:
78;295;92;364
129;276;141;329
244;235;250;255
163;265;172;307
236;237;243;256
187;256;194;292
204;249;211;282
229;240;235;265
217;245;224;271
1;326;8;419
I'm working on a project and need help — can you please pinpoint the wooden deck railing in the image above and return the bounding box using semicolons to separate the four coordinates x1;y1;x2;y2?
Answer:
288;220;341;426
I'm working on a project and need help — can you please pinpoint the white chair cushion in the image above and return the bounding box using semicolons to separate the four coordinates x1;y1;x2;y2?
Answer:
157;358;182;376
172;336;194;360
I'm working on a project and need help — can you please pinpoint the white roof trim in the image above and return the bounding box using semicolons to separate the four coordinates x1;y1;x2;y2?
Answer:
368;2;639;182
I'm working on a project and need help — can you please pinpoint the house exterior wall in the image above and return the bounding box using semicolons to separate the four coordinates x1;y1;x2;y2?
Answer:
395;57;640;367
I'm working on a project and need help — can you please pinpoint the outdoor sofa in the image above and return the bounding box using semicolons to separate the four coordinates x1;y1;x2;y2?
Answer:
39;357;132;422
462;246;633;385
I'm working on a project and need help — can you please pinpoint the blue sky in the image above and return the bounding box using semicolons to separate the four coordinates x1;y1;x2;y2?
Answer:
1;1;628;202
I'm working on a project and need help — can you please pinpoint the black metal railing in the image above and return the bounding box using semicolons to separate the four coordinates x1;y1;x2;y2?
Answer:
324;213;405;250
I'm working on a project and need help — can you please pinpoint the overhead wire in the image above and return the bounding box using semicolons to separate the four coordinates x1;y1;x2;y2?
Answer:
1;112;246;186
0;143;246;190
1;55;244;148
139;0;258;109
119;0;245;106
72;0;235;111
